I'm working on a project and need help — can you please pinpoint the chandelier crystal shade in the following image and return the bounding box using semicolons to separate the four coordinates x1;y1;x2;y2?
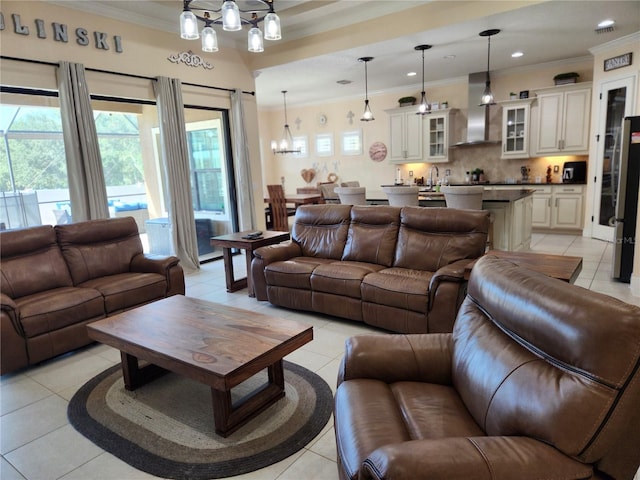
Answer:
415;44;432;115
272;91;301;155
179;0;281;53
479;29;500;106
358;57;374;122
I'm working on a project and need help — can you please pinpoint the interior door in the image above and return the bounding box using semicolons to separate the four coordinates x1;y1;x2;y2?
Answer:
591;76;636;241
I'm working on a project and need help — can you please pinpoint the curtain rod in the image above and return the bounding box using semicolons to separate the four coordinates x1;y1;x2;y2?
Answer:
0;56;255;96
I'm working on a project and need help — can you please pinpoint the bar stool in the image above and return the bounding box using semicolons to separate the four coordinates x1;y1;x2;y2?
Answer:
441;185;493;250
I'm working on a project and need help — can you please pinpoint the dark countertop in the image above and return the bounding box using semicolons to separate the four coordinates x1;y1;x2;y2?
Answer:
367;188;535;204
446;182;587;186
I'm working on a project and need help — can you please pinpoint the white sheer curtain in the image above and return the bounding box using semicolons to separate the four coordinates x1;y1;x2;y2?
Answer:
230;89;255;230
153;76;199;272
56;61;109;221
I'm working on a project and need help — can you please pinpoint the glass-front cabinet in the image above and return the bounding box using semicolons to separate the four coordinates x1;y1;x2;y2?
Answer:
424;109;454;163
500;99;533;159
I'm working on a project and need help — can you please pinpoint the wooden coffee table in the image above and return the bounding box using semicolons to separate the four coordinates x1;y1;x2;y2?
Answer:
210;230;290;297
87;295;313;437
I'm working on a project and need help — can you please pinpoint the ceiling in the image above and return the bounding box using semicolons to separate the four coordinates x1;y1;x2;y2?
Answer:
49;1;640;108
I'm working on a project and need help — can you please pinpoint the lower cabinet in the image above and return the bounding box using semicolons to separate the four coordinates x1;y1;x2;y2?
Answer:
484;194;532;252
532;185;584;231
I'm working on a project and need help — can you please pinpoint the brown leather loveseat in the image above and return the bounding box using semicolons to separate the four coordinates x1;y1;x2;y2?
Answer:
1;216;185;375
334;255;640;480
251;204;489;334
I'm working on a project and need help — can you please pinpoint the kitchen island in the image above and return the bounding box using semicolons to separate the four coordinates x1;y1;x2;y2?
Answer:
367;188;534;251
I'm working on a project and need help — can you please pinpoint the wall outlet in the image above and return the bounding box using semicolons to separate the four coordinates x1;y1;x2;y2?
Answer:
409;170;414;177
445;169;451;176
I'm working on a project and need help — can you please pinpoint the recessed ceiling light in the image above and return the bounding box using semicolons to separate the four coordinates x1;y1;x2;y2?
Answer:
336;79;352;85
598;19;615;28
407;72;417;77
511;51;524;58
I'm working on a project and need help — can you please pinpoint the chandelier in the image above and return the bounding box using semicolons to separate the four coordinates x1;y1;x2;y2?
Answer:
271;91;301;155
180;0;281;53
479;29;500;106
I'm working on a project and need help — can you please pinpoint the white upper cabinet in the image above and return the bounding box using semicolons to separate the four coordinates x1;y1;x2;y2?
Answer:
424;110;454;163
499;99;534;159
387;107;423;163
532;84;591;156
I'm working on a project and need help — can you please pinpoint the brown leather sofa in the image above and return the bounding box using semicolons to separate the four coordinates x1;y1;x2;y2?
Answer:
251;204;489;334
334;255;640;480
1;216;185;375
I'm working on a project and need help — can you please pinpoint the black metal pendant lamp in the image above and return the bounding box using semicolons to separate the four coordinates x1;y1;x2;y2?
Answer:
415;44;432;115
479;29;500;106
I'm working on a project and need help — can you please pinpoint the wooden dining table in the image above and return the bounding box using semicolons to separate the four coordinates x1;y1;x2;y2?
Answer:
263;193;324;207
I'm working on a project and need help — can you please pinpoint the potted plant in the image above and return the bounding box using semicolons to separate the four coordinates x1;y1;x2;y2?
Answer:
553;72;579;85
398;96;417;107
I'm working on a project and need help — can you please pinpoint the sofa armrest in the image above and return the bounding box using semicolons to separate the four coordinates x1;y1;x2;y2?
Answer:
130;254;185;296
338;334;452;386
362;437;592;480
253;241;301;265
429;259;473;291
1;296;28;374
1;293;17;314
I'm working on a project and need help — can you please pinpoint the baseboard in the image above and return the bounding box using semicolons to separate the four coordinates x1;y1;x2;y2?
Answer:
631;274;640;298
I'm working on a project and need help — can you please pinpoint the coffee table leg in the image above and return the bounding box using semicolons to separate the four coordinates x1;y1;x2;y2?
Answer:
210;359;286;437
120;352;168;391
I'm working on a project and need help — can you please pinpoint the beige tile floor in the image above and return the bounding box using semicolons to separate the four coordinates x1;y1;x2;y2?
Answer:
2;233;639;480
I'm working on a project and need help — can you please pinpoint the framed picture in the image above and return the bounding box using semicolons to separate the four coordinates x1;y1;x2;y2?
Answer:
292;136;308;158
341;129;363;156
316;133;333;156
519;90;529;99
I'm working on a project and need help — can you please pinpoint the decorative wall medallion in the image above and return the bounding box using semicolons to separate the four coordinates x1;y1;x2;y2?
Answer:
368;141;387;162
168;50;213;70
317;113;327;126
300;168;316;184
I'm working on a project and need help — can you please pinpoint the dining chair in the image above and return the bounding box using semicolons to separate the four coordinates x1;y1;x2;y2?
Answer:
441;185;493;249
267;184;292;231
340;181;360;187
334;186;367;205
382;185;420;206
319;183;340;204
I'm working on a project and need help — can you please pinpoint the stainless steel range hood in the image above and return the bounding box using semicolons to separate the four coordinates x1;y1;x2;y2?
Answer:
453;72;501;147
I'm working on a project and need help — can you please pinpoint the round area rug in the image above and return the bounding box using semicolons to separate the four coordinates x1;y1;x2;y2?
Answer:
68;361;333;480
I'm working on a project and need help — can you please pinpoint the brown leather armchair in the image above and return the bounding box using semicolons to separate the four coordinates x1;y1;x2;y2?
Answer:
334;255;640;480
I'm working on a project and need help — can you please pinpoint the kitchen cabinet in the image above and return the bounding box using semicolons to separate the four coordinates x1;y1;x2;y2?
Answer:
532;185;585;230
533;84;591;156
386;107;423;163
424;109;454;163
499;99;533;159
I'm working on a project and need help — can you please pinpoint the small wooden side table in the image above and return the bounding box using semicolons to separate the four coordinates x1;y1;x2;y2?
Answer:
465;250;583;284
210;230;290;297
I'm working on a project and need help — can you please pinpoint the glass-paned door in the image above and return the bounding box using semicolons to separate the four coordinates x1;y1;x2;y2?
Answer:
591;76;636;241
0;91;69;229
185;115;236;262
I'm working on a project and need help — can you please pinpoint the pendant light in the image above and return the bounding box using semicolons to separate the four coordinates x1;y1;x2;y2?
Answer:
271;91;301;155
479;29;500;106
415;44;432;115
358;57;374;122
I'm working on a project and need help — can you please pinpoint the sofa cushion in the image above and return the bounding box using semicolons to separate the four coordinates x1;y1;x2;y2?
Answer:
79;272;166;314
292;204;352;259
393;207;488;271
265;257;334;290
56;217;144;284
0;226;74;299
361;268;433;313
311;261;384;298
16;287;105;337
342;206;399;267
